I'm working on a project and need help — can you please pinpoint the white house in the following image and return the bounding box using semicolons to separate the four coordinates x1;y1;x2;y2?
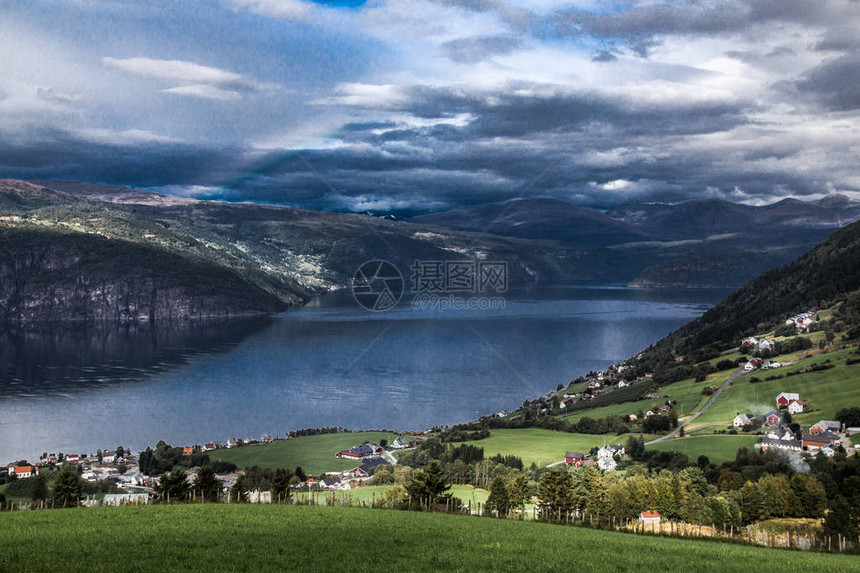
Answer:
639;510;661;525
101;451;116;464
733;413;753;428
390;438;410;450
788;400;805;414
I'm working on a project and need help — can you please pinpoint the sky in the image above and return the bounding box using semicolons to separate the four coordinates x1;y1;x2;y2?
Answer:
1;0;859;215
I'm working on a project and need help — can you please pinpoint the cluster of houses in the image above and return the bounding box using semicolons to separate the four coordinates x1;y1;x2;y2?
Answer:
552;365;653;410
757;419;846;456
565;444;626;471
741;337;773;352
786;311;817;331
733;392;806;429
743;357;789;371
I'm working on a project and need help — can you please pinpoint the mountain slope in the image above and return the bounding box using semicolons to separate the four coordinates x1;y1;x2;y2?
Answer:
0;180;642;323
656;219;860;355
409;199;648;246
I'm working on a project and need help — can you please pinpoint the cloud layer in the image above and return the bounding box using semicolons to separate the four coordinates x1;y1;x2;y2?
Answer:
1;0;859;214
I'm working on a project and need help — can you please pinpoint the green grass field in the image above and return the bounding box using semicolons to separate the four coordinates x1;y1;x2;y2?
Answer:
295;484;491;507
460;428;659;467
691;349;860;428
210;432;400;475
645;435;761;465
0;505;856;572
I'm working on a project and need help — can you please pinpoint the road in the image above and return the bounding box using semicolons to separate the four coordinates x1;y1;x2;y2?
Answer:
646;365;748;445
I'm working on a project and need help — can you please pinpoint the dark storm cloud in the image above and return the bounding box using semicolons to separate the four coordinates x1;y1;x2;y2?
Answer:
0;128;244;188
546;0;860;56
792;54;860;111
440;35;522;63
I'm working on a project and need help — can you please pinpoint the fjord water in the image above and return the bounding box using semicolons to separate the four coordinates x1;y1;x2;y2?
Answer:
0;286;730;461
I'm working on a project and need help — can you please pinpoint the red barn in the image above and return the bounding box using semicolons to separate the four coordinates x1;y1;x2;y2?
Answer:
565;451;585;466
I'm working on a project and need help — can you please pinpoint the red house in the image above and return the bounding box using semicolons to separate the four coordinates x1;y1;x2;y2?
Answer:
565;451;585;466
776;392;800;407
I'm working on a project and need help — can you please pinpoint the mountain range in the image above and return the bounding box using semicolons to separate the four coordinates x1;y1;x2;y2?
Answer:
1;179;858;323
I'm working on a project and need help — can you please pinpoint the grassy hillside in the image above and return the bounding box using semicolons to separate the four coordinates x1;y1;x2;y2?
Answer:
645;435;761;465
691;348;860;428
210;432;400;475
459;428;660;466
657;220;860;355
0;505;856;572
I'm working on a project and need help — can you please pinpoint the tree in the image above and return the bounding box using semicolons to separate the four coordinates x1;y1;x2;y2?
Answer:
380;438;388;448
836;407;860;428
271;468;292;503
156;468;190;503
53;464;82;507
625;436;645;459
484;476;510;517
116;446;125;459
739;481;760;524
823;496;859;538
230;476;248;503
405;461;451;506
31;473;48;502
507;475;530;515
679;426;685;437
192;466;221;503
537;470;574;518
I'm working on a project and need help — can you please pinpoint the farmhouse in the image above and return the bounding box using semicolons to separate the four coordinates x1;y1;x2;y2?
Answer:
336;443;384;460
733;413;754;428
101;451;116;464
320;475;350;491
776;392;800;408
766;427;795;441
8;465;38;478
344;457;390;478
390;437;410;449
757;438;802;452
639;510;661;525
802;432;839;449
810;420;841;435
787;400;805;414
763;411;781;427
565;451;585;466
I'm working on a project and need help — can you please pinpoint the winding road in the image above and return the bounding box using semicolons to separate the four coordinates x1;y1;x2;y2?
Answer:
646;365;748;445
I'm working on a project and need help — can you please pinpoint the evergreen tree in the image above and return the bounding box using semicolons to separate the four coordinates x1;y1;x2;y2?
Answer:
53;464;82;507
484;476;510;517
230;476;248;503
271;468;292;503
31;473;48;502
156;468;190;503
192;466;221;503
507;475;530;514
537;470;574;517
823;496;859;538
406;461;451;506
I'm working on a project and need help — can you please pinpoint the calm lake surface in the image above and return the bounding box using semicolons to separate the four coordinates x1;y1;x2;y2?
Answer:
0;286;731;461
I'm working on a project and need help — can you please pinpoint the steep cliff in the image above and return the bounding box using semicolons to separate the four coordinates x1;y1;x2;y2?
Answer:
0;227;287;323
